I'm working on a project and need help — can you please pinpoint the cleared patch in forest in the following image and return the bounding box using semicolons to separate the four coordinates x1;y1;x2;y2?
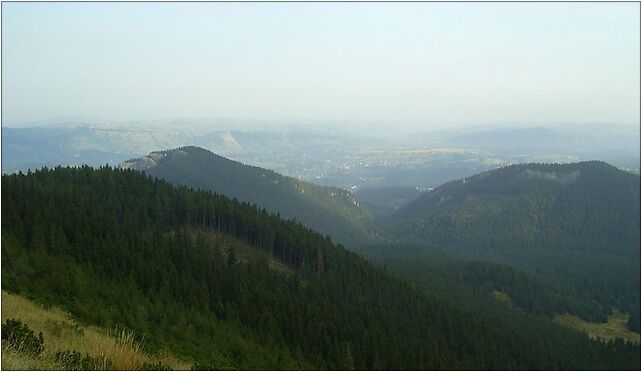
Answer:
180;227;294;274
553;309;640;344
490;290;512;305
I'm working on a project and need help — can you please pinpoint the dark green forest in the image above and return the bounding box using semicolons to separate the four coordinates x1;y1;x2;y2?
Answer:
381;161;640;329
359;244;638;327
2;166;639;369
389;161;639;256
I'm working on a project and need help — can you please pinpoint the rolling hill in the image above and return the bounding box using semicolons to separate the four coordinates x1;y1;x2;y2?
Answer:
120;146;376;248
388;161;640;255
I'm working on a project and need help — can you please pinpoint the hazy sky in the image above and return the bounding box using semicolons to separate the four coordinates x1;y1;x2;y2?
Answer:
2;2;640;129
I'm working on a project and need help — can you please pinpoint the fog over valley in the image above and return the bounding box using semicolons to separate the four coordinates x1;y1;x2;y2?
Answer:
3;120;639;197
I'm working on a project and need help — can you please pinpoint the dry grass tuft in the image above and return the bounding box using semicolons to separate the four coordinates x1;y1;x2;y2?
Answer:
1;291;191;370
1;344;65;370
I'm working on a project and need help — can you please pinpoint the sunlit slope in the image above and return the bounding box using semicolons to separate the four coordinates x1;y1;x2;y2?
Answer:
121;146;376;248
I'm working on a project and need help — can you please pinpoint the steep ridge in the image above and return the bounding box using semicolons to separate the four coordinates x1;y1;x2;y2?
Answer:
120;146;375;249
2;166;639;369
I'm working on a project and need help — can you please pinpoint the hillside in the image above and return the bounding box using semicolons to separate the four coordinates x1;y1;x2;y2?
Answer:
120;146;375;248
2;166;639;369
389;161;640;255
379;161;641;329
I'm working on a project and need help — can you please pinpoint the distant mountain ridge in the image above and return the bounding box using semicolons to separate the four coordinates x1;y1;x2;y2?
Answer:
448;127;567;152
121;146;375;248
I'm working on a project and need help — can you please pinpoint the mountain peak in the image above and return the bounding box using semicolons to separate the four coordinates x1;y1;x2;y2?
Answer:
118;146;375;248
120;146;224;171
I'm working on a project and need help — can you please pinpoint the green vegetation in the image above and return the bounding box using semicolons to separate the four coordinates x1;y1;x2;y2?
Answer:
358;244;642;365
383;162;640;327
2;166;639;369
361;245;614;324
121;146;376;248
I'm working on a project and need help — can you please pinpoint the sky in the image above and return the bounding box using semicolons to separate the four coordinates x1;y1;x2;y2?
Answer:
2;2;640;131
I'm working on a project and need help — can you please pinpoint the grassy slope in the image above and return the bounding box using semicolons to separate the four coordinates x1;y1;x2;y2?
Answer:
554;309;640;344
1;291;191;370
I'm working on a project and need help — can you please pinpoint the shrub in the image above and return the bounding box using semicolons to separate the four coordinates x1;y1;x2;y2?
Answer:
55;350;112;370
1;319;45;356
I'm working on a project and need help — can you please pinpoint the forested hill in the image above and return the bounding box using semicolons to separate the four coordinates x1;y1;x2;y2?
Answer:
378;161;640;332
120;146;375;248
2;166;639;369
388;161;640;256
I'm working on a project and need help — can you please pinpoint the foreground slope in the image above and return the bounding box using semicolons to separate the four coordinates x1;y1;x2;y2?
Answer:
2;166;639;370
121;146;375;248
1;291;189;370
